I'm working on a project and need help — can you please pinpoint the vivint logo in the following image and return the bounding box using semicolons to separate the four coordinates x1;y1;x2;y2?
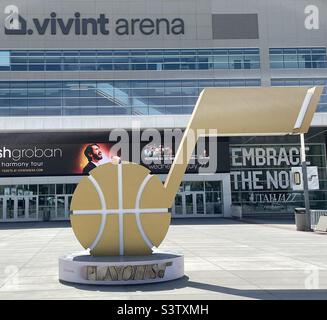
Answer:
3;5;185;36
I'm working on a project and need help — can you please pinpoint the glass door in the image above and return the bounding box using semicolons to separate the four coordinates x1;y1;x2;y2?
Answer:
205;191;223;215
5;197;15;220
54;195;72;220
194;192;205;215
67;196;72;217
171;180;224;217
28;196;38;220
173;194;183;215
17;197;26;219
0;198;3;221
2;196;39;221
172;192;206;216
185;193;194;215
56;196;66;219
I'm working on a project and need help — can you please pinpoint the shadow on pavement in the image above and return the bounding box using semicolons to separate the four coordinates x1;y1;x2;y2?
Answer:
241;218;295;225
171;218;246;225
59;276;327;300
0;218;247;230
0;221;71;230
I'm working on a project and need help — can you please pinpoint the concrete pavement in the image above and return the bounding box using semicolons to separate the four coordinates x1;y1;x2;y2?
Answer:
1;219;327;300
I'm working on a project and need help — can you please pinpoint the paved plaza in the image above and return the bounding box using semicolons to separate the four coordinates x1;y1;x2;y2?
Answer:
1;219;327;300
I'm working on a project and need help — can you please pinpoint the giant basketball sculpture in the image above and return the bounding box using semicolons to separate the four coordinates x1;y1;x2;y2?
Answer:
59;87;322;284
70;163;171;256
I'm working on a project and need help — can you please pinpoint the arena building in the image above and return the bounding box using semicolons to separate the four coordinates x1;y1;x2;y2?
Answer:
0;0;327;222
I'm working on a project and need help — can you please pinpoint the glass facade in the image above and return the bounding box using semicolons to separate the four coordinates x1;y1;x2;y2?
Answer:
0;181;223;221
0;51;10;69
0;48;261;72
270;47;327;69
0;79;261;116
3;47;327;72
271;78;327;112
0;183;76;221
1;44;327;220
0;183;76;197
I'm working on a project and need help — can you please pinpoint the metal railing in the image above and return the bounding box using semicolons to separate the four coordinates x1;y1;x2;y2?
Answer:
311;210;327;229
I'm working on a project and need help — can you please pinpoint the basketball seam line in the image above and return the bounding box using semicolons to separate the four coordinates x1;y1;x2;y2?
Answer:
87;175;107;251
73;209;168;215
135;174;155;251
118;163;124;256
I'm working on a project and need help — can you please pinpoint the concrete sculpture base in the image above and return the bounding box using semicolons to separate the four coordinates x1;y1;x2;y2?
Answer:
59;250;184;285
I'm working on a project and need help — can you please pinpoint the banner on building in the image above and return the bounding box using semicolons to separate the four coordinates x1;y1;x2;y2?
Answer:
0;131;228;176
230;144;326;208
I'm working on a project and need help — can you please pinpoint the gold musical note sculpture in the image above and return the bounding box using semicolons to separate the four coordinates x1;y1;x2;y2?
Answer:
70;87;322;256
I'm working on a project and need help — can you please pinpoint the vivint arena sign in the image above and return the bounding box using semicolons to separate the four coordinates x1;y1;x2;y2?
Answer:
2;4;320;38
3;5;185;36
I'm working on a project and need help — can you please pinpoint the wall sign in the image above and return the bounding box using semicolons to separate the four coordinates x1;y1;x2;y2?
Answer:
230;144;327;207
4;6;185;36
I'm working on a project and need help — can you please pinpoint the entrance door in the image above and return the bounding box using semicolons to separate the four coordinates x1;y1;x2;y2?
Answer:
184;193;194;215
0;198;3;221
54;195;72;220
5;197;15;220
172;180;224;217
184;192;206;215
17;196;26;220
28;197;38;220
173;192;206;216
173;194;183;216
195;193;205;215
0;196;38;221
56;196;65;219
